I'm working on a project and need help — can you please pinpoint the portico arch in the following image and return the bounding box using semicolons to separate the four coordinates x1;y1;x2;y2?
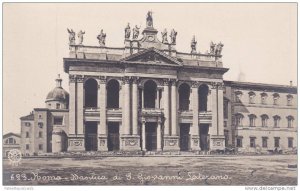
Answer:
107;79;120;108
84;78;98;108
178;83;191;111
198;84;209;112
144;80;158;108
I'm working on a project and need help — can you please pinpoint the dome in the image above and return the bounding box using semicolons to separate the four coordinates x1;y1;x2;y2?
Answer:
46;87;69;102
45;75;69;102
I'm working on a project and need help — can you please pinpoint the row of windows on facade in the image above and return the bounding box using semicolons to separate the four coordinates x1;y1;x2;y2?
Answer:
47;103;62;109
235;114;294;128
24;117;64;127
236;137;294;148
235;91;294;106
25;131;43;138
25;144;43;150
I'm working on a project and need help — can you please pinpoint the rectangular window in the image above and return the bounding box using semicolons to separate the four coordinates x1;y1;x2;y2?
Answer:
274;137;280;148
262;137;268;148
39;131;43;138
38;144;43;150
38;122;43;128
26;144;29;150
250;137;256;148
236;138;243;147
288;138;293;148
56;103;60;109
54;117;63;125
26;132;29;138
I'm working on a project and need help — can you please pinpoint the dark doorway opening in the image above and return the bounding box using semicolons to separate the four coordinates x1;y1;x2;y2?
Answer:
107;80;120;108
107;122;120;151
85;122;98;151
85;78;98;108
145;122;157;151
200;124;209;150
180;123;190;151
144;80;157;108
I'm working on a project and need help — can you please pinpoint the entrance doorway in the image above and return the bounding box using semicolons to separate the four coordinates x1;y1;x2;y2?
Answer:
107;122;120;151
200;124;209;150
180;123;190;151
145;122;157;151
85;122;98;151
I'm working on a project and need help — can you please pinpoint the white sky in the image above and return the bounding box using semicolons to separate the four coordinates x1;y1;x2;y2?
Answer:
3;3;297;134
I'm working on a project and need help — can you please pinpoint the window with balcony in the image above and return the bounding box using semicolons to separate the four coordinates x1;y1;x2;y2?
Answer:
260;92;268;104
273;93;280;105
287;115;294;128
261;114;269;127
248;91;256;104
249;114;256;127
273;115;281;128
262;137;268;148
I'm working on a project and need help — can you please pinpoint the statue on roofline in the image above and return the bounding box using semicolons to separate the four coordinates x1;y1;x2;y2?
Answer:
170;29;177;44
146;11;153;27
161;29;168;44
125;23;131;39
77;30;85;45
67;28;76;45
97;29;106;46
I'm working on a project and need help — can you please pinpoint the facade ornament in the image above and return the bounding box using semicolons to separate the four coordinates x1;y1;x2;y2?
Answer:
161;29;168;44
131;76;139;84
170;29;177;44
125;23;131;39
67;28;76;45
170;79;177;86
77;30;85;45
215;42;224;56
192;81;199;88
97;29;106;46
146;11;153;28
69;74;76;83
76;75;84;83
99;76;107;84
191;35;197;54
132;25;140;39
163;79;170;86
122;76;131;84
210;41;216;54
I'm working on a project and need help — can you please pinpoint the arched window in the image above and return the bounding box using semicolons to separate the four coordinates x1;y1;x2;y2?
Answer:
5;138;16;144
287;115;294;128
107;79;120;109
178;83;190;111
261;92;268;105
273;93;280;105
198;84;209;112
144;80;157;109
273;115;281;128
248;91;256;104
235;91;243;103
248;114;257;127
287;94;293;106
261;114;269;127
84;78;98;108
235;113;244;126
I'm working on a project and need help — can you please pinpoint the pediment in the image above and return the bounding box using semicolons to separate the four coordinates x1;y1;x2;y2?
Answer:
121;48;182;66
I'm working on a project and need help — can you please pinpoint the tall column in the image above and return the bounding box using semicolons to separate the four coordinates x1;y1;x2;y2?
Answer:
163;79;170;136
132;77;138;135
191;82;200;150
171;80;178;136
207;90;212;112
142;120;146;151
210;82;225;151
76;75;84;136
141;87;144;109
123;77;131;135
157;120;162;151
98;76;107;151
156;88;160;109
68;75;76;136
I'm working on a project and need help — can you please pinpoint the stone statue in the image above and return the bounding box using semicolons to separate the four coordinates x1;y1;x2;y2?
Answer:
215;42;224;55
77;30;85;45
146;11;153;27
125;23;131;39
97;29;106;46
67;28;76;45
191;35;197;53
132;25;140;39
170;29;177;44
161;29;168;43
210;41;216;54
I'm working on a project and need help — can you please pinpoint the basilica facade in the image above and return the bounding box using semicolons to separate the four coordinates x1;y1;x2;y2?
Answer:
19;12;297;155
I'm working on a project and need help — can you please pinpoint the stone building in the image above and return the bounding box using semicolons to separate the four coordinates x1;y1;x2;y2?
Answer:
19;12;297;155
3;133;21;157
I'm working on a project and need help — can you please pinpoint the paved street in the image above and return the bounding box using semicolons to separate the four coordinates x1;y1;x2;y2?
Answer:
3;155;297;185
